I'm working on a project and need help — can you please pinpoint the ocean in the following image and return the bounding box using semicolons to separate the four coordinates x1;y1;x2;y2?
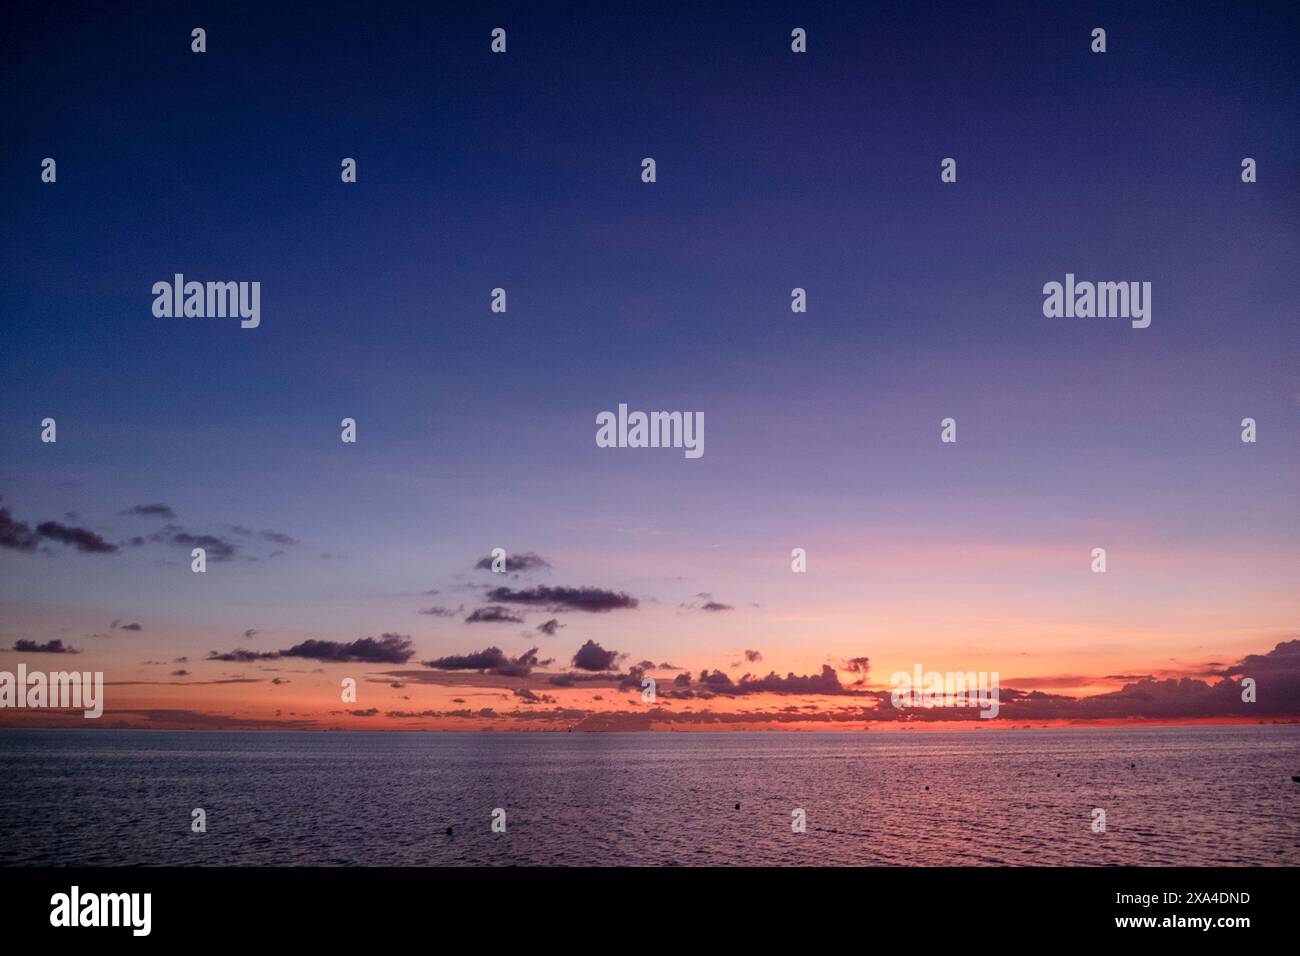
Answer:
1;725;1296;866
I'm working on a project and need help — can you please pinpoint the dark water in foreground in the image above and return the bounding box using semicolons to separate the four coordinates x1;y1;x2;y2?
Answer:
1;726;1297;866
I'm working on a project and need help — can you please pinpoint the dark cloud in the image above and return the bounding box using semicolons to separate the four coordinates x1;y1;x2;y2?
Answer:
113;621;143;631
151;529;236;562
120;504;176;519
423;646;540;677
207;648;279;662
486;585;638;613
243;629;258;639
701;601;733;612
171;670;190;677
513;688;557;704
685;665;852;696
465;606;524;624
419;605;463;617
536;618;564;636
260;530;300;546
736;665;845;695
842;657;870;685
572;639;621;672
474;551;551;573
280;635;415;664
0;507;40;551
205;635;415;665
271;677;290;685
35;521;118;553
12;639;80;654
744;649;763;663
1220;639;1300;678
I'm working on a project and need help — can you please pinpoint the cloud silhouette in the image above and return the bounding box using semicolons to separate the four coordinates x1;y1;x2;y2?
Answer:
423;646;540;677
36;521;118;553
420;605;463;617
150;528;236;561
280;635;415;664
0;507;40;551
572;639;622;671
474;551;551;573
486;585;638;613
465;606;525;624
120;504;176;519
13;639;81;654
207;648;279;662
207;634;415;664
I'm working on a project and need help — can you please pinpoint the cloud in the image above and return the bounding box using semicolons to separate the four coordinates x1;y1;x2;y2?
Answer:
474;551;551;573
744;649;763;663
243;629;258;639
572;639;622;672
206;635;416;665
684;665;853;696
423;646;541;677
280;635;415;664
485;585;638;613
1220;639;1300;678
150;528;236;562
112;621;143;632
841;657;870;685
260;530;300;546
35;521;118;553
12;639;80;654
120;504;176;519
513;688;557;704
0;504;120;554
207;648;279;662
536;618;564;636
0;507;40;551
465;606;524;624
736;665;846;694
701;601;733;612
419;605;463;617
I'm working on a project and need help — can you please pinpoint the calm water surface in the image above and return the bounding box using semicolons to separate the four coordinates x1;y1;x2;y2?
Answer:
1;726;1297;866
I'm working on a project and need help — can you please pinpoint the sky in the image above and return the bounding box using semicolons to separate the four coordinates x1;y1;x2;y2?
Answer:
1;1;1298;730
